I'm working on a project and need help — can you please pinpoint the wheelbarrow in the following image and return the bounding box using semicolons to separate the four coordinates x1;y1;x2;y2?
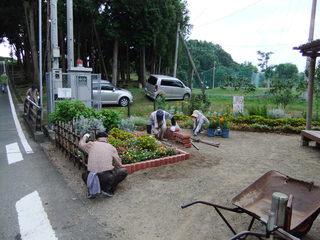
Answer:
181;171;320;239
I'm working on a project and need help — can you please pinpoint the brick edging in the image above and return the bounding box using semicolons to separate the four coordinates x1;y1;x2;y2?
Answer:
123;149;190;174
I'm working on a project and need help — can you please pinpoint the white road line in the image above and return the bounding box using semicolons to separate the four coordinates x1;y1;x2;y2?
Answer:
16;191;58;240
6;142;23;164
7;85;33;154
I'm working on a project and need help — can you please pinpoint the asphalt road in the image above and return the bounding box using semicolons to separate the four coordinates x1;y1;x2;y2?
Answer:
0;89;107;239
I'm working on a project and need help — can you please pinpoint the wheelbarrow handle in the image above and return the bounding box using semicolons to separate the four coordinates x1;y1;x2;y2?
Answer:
181;200;242;213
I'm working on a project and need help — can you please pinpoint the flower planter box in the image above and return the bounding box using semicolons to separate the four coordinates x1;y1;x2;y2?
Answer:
123;149;190;174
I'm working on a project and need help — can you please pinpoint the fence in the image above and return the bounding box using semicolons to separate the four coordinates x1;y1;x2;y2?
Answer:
23;97;42;131
54;121;88;169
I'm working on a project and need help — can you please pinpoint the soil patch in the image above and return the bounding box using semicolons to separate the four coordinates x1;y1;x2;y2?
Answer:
42;130;320;240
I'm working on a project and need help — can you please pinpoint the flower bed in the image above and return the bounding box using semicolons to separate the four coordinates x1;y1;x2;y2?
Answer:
54;122;190;174
108;128;190;173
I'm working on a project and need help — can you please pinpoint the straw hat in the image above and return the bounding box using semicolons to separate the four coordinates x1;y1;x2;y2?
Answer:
191;111;199;118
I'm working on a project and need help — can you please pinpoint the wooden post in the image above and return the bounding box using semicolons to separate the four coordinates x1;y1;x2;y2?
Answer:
306;56;316;130
179;32;205;94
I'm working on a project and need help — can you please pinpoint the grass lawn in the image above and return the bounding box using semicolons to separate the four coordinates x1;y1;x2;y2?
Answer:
110;86;309;118
12;78;311;120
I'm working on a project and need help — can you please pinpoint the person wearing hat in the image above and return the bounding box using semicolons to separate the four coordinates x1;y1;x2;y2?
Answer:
79;132;128;199
191;110;209;136
26;84;39;103
147;109;176;140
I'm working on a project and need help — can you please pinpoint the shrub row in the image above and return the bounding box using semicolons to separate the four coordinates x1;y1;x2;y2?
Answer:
49;100;121;132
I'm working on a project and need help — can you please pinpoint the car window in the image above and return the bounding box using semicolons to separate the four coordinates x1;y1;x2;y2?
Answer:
173;81;183;88
147;76;158;85
161;79;174;86
101;84;114;91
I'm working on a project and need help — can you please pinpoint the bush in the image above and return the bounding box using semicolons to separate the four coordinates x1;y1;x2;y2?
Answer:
247;105;267;118
119;118;135;132
72;116;105;136
189;93;211;114
267;109;286;119
49;100;99;123
130;116;148;126
100;109;122;132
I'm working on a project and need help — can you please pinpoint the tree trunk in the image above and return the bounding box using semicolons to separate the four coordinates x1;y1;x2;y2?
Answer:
158;56;161;74
93;22;108;80
139;46;146;88
126;45;130;83
112;38;119;85
45;0;52;73
23;0;39;86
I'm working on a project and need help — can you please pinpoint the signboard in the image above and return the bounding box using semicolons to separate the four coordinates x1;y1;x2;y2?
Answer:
58;88;72;98
233;96;244;113
77;75;88;86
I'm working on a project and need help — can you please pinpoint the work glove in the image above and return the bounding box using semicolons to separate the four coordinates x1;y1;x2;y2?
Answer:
83;133;90;138
170;126;176;132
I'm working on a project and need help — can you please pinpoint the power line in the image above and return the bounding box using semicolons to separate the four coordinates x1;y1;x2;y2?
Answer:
195;0;265;28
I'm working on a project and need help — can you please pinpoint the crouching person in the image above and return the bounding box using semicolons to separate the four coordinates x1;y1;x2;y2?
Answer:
79;132;128;199
191;110;209;136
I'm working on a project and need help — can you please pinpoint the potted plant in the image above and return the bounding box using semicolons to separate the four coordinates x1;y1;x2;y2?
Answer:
207;115;219;137
218;117;232;138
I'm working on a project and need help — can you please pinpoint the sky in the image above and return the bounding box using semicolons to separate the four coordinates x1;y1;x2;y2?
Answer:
0;0;318;72
186;0;320;72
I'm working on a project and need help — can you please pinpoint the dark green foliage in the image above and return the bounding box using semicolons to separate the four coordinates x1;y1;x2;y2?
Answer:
189;93;211;114
49;100;99;123
270;63;299;108
247;105;267;118
100;109;122;132
155;94;166;110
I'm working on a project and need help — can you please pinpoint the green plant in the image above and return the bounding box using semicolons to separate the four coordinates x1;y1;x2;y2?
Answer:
247;105;267;118
189;93;211;114
72;116;105;136
119;118;135;132
155;94;166;110
130;116;148;126
100;109;122;132
267;109;286;119
136;134;157;151
49;100;99;123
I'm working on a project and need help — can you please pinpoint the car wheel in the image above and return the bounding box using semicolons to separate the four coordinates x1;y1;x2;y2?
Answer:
119;97;129;107
183;94;190;101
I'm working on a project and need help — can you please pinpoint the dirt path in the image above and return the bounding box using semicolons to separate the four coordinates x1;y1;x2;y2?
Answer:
42;130;320;240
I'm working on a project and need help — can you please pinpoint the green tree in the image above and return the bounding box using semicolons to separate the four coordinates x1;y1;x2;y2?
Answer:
257;50;274;88
270;63;299;108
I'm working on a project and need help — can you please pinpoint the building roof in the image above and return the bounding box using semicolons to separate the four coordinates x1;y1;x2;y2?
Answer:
293;39;320;57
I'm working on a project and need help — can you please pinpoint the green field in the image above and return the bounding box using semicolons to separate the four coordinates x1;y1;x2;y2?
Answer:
111;87;309;118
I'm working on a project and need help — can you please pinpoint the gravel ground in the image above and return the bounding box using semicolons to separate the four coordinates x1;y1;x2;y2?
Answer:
42;130;320;240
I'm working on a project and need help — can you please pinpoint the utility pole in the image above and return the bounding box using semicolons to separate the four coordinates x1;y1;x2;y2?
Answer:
212;63;215;89
306;0;317;72
179;32;205;94
39;0;43;117
173;23;180;77
67;0;74;69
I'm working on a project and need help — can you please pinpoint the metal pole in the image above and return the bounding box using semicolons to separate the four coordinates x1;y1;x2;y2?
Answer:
67;0;74;70
173;23;180;77
39;0;43;119
50;0;59;69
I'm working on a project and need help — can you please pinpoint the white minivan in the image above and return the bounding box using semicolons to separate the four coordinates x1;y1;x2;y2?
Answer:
145;75;191;100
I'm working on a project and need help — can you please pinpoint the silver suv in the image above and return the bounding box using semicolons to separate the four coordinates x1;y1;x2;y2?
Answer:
145;75;191;100
92;80;133;107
